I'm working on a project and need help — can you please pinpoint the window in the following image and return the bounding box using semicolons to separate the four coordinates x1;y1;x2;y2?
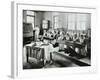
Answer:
77;14;88;31
23;10;35;28
67;13;90;31
42;20;48;29
68;13;76;30
53;16;59;29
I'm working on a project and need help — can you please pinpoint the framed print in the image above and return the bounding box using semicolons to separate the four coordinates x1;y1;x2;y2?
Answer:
11;1;97;78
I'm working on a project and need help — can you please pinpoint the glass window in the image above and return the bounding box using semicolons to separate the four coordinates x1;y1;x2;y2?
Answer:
53;16;59;29
68;13;76;30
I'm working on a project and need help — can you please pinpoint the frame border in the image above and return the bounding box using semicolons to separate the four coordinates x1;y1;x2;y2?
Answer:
11;1;97;78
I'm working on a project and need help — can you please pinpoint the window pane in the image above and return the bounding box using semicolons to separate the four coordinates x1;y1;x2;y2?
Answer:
68;22;75;30
68;13;76;22
26;16;34;23
54;16;59;29
76;14;89;31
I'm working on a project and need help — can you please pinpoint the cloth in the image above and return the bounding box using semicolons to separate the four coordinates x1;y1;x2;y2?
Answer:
41;44;50;61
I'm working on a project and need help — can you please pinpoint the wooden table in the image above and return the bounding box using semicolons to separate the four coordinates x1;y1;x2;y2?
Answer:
32;44;51;65
25;42;35;62
57;40;84;49
57;40;85;56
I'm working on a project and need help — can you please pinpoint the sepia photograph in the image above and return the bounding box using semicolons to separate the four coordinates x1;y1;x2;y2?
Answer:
23;10;91;69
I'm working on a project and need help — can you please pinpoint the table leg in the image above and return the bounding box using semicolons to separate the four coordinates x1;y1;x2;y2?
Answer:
26;47;29;63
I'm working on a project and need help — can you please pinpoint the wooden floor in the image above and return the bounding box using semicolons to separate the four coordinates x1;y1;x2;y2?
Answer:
23;52;90;69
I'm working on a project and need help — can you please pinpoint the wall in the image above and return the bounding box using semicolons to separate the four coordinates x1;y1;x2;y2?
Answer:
0;0;100;80
43;11;53;27
35;11;44;28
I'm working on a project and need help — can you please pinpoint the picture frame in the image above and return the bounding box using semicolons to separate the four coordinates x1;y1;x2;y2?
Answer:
11;1;97;78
